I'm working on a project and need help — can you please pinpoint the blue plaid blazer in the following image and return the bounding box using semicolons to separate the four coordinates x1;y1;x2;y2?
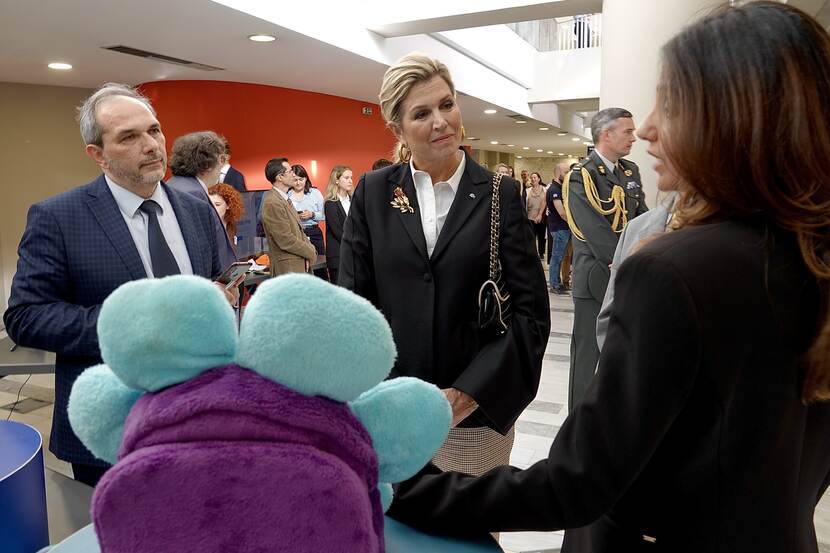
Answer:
166;175;237;270
3;175;222;466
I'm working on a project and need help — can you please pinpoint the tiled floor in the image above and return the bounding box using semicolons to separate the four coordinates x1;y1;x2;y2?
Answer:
498;288;571;553
3;272;830;552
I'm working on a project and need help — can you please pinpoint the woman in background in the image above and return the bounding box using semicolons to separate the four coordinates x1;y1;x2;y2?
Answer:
388;4;830;552
525;172;547;258
323;165;353;284
291;164;327;280
208;183;245;245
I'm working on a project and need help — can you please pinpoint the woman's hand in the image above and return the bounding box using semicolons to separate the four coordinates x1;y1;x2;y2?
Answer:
442;388;478;427
299;210;314;221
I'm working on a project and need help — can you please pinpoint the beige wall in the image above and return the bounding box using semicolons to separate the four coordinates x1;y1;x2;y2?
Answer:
514;156;580;182
470;148;580;183
600;0;721;205
0;82;98;310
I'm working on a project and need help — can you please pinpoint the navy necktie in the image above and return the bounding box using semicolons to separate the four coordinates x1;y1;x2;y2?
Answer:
139;200;180;277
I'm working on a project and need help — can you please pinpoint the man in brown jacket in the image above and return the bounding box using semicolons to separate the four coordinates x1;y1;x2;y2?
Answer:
261;158;317;276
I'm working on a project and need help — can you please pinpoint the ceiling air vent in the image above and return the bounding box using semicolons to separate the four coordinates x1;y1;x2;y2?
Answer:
102;45;225;71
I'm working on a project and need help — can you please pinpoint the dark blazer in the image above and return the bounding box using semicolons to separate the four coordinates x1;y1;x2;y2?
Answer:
166;175;237;269
222;165;246;192
389;220;830;553
323;198;347;273
339;157;550;433
3;175;221;466
566;150;648;301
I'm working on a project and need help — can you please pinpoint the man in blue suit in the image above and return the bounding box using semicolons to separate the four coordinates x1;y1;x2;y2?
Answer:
3;83;231;487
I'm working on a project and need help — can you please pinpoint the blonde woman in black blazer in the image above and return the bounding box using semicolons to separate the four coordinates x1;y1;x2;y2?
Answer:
340;53;550;476
323;165;352;284
388;4;830;552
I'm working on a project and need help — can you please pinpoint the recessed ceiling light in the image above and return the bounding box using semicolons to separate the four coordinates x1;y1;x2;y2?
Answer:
515;120;527;124
546;151;553;154
248;34;276;42
484;109;497;114
557;132;567;136
571;137;581;142
558;152;565;155
490;140;499;145
583;141;593;146
48;62;72;70
507;144;515;147
536;149;544;152
522;146;530;150
538;127;549;131
516;155;523;159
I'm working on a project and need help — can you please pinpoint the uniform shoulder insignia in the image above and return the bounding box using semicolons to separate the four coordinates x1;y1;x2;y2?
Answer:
618;158;636;177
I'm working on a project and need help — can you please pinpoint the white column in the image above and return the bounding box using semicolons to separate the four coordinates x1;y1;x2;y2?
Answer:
599;0;721;205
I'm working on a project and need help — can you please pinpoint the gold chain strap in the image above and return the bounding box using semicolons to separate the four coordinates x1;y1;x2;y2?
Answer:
489;173;503;280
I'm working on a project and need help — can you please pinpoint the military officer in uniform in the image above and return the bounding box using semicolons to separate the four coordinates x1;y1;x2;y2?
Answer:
563;107;648;410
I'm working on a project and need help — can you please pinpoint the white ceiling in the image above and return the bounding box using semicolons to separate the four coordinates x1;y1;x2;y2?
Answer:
0;0;590;158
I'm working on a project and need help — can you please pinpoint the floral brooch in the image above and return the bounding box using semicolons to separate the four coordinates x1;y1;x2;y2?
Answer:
390;186;414;213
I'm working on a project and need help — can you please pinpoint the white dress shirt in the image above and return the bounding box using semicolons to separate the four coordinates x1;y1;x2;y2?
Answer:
595;150;620;176
273;186;290;201
411;151;465;256
339;194;351;216
196;176;209;195
219;163;230;183
106;176;194;277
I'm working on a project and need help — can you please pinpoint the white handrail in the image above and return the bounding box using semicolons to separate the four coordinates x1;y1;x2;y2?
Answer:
557;14;602;50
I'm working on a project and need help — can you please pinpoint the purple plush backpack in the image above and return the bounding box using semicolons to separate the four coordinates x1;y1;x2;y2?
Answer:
92;365;383;552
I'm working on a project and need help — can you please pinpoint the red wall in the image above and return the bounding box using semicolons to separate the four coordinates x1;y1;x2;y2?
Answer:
140;80;396;191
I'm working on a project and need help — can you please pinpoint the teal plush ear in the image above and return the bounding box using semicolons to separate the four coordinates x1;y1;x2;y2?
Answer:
67;365;143;464
349;377;451;483
97;275;237;391
236;274;395;402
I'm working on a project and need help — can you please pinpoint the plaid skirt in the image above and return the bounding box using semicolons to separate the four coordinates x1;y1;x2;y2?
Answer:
432;425;515;476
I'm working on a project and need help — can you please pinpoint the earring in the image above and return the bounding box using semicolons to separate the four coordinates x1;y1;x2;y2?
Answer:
397;142;411;163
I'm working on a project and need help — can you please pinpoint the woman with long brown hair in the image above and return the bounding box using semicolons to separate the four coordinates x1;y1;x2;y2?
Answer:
388;3;830;551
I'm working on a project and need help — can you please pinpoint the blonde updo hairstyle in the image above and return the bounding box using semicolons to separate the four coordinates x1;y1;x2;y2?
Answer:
379;53;457;163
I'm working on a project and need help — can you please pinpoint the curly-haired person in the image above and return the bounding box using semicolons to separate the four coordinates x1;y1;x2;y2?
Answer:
208;183;245;243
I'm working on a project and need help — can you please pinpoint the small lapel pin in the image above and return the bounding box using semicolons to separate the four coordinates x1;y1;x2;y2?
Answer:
469;193;476;199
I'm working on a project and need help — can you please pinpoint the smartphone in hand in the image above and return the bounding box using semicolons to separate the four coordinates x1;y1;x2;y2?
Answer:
215;261;252;290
